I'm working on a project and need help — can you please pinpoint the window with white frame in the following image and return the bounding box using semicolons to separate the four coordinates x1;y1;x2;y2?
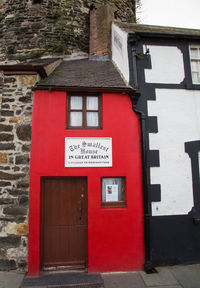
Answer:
189;46;200;84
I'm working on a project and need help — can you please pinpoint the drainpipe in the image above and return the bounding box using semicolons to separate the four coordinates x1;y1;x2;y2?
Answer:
129;92;155;273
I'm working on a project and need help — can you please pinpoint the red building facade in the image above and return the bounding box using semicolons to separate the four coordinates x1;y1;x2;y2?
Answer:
28;88;144;275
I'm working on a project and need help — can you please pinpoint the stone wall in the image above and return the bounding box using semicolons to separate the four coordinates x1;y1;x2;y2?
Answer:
0;73;39;271
0;0;136;62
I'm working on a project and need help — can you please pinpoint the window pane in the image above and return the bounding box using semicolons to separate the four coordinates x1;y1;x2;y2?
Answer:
190;48;199;58
191;60;199;72
70;96;83;110
70;112;82;126
87;112;99;127
102;178;123;202
192;72;200;84
86;97;98;110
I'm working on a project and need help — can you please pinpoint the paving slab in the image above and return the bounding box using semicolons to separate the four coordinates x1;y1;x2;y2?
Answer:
139;268;179;287
169;264;200;288
22;286;46;288
148;286;181;288
102;272;146;288
0;271;25;288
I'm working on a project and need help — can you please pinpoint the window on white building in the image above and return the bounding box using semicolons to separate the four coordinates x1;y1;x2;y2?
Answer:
189;46;200;84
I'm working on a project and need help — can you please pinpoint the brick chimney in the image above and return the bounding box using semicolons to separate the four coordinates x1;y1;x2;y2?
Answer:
89;4;115;60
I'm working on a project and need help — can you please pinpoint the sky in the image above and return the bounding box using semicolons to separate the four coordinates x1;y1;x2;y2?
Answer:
139;0;200;29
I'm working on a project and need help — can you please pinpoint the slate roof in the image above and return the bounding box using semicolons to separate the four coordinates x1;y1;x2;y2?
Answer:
37;59;129;89
114;21;200;38
0;58;62;78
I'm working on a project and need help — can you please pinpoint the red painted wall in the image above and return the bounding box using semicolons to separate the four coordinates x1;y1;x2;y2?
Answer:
28;91;144;275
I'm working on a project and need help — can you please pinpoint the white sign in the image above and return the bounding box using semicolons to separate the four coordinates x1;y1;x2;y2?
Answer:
114;30;123;53
65;137;112;167
106;185;118;202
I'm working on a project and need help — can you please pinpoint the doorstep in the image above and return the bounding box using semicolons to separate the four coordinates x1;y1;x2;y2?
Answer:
21;272;104;288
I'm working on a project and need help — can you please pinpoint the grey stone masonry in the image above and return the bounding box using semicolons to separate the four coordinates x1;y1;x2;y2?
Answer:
0;72;40;271
0;0;136;61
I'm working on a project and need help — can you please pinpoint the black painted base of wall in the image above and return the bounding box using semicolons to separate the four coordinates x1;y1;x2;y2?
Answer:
150;214;200;266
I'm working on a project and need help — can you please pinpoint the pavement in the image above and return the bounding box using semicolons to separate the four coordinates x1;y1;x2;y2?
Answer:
1;264;200;288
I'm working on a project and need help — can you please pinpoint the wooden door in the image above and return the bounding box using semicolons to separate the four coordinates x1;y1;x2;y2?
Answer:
41;177;87;269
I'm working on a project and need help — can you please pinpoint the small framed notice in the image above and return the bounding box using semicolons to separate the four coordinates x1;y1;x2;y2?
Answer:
101;177;126;208
106;185;118;202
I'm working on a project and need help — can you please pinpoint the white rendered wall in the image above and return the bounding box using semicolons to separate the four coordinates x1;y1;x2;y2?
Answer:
148;89;200;216
111;23;129;83
144;45;185;84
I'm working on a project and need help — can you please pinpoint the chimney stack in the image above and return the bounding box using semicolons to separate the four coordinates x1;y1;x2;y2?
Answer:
89;4;115;60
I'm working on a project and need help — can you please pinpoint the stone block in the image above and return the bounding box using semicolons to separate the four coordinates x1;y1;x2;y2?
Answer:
0;143;15;150
0;110;14;117
7;27;20;32
19;196;29;206
19;95;32;103
7;247;27;259
5;223;28;236
0;171;26;180
0;198;14;205
0;181;11;187
3;89;15;93
17;180;29;188
16;224;28;235
1;104;9;109
3;207;27;216
9;116;20;124
32;22;45;29
0;166;10;170
16;110;21;115
4;77;16;84
0;124;13;132
2;98;15;103
0;235;21;248
9;157;13;164
0;259;16;271
18;75;38;87
15;155;30;165
0;216;26;224
0;134;14;141
13;166;20;172
16;124;31;141
0;152;8;164
5;14;15;20
22;144;31;152
7;189;28;196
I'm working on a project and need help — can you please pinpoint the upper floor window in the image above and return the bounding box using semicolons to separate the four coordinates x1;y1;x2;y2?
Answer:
189;46;200;84
67;94;102;129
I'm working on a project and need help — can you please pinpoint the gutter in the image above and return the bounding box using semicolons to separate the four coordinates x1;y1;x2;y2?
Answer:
129;92;155;273
32;85;135;94
128;34;156;273
131;31;200;41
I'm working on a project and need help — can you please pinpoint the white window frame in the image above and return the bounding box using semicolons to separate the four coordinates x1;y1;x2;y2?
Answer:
189;45;200;84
